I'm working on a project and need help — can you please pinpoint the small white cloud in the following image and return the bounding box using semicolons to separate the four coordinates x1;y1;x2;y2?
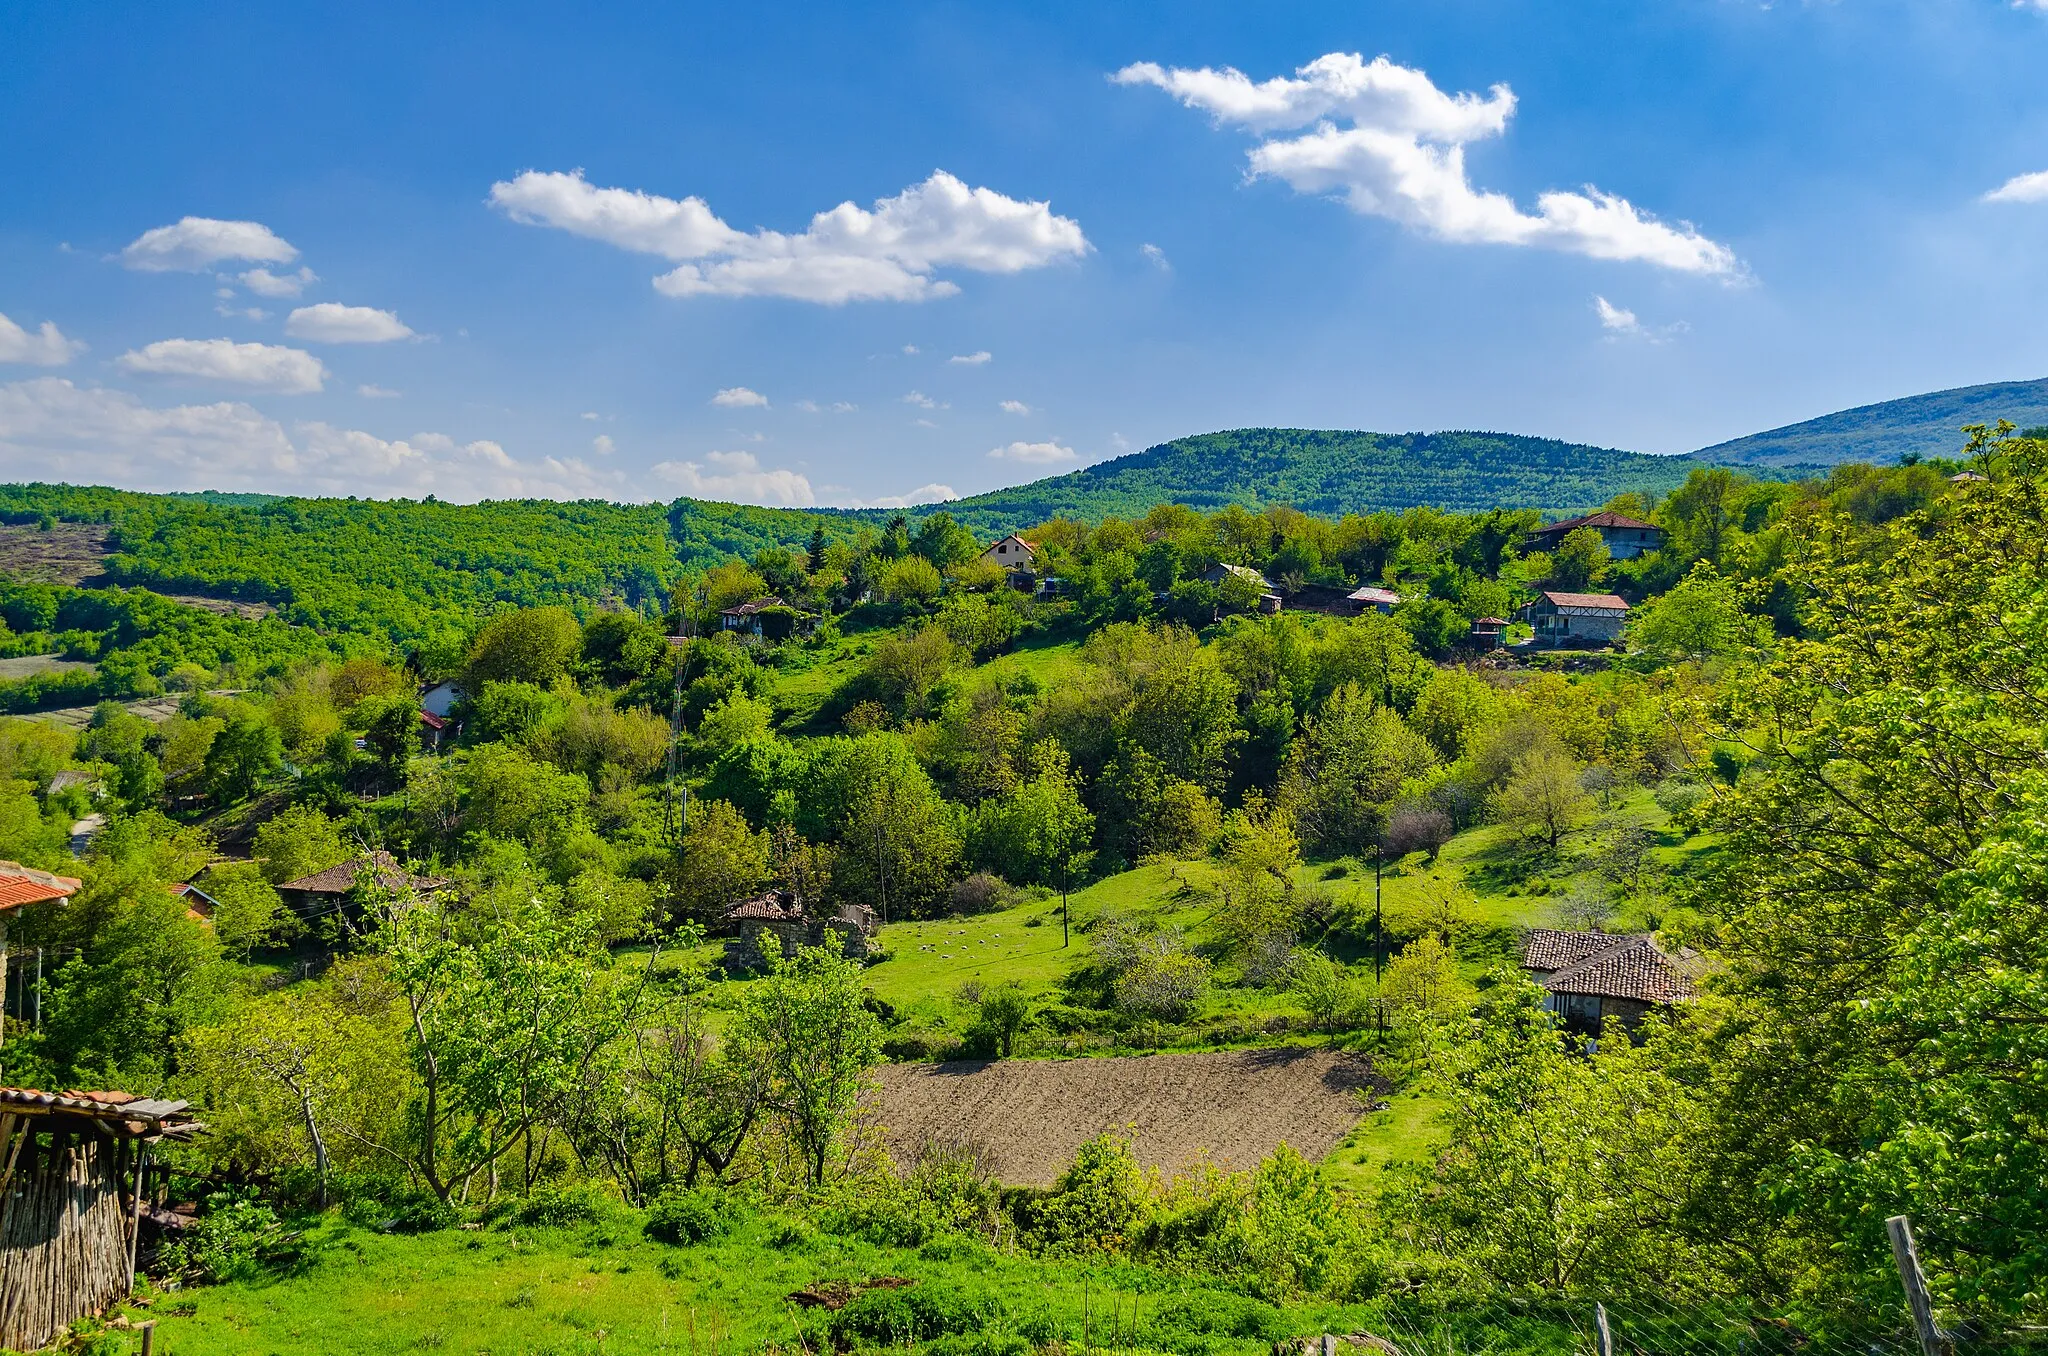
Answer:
999;399;1032;415
285;303;415;343
902;344;920;355
1593;295;1687;344
913;418;939;428
651;449;816;506
833;401;857;412
592;434;616;455
489;168;1090;304
1110;432;1131;451
902;390;947;409
357;383;402;399
581;410;602;420
1117;52;1742;278
1984;169;2048;204
949;350;993;365
214;303;270;321
840;482;958;509
240;266;318;298
711;386;769;408
988;439;1077;464
1140;242;1171;270
0;313;85;366
117;337;326;393
120;217;299;272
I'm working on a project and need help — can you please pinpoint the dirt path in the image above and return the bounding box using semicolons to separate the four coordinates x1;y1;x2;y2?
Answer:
870;1046;1385;1187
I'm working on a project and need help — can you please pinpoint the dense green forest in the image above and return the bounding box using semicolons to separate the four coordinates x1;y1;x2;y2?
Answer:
0;434;2035;1354
1692;375;2048;466
933;428;1720;529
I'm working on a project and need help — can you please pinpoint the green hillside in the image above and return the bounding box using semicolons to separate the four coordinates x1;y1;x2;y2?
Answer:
928;428;1707;530
1692;376;2048;467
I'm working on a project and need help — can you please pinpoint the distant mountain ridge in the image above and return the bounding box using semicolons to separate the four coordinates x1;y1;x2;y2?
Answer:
921;428;1712;531
1690;377;2048;467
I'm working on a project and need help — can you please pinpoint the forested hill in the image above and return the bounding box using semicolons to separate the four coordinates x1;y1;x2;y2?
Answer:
927;428;1709;531
1692;376;2048;467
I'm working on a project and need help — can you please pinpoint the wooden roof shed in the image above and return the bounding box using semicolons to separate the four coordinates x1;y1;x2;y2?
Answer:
0;1087;203;1350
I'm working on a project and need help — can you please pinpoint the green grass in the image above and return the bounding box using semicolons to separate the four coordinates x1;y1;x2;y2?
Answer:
136;1210;1479;1356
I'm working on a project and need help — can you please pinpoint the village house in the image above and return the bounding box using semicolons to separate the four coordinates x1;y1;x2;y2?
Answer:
0;1087;204;1350
718;596;814;642
977;533;1038;570
419;680;463;720
718;889;877;972
277;851;450;921
1200;563;1283;613
1468;616;1508;649
1522;589;1630;647
1526;510;1664;560
1521;928;1703;1035
1348;584;1401;615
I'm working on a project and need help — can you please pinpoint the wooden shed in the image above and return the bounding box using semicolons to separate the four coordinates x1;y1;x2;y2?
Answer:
0;1087;203;1350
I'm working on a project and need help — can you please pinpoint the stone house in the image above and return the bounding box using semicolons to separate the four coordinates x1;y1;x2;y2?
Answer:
719;890;877;972
1522;589;1629;647
1521;928;1703;1034
718;596;813;642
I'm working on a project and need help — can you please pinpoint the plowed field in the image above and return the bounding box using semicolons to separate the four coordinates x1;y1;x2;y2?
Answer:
871;1047;1385;1186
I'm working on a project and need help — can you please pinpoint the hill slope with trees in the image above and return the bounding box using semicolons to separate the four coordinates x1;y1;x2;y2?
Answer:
1691;375;2048;466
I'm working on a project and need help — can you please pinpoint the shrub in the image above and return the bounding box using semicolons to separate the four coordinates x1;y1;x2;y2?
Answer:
1653;778;1709;817
831;1281;1015;1346
336;1175;458;1234
950;872;1016;914
1028;1132;1150;1254
158;1189;303;1283
644;1187;734;1245
510;1181;612;1228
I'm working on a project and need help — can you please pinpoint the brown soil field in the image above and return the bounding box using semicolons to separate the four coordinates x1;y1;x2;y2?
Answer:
0;523;113;585
870;1047;1386;1187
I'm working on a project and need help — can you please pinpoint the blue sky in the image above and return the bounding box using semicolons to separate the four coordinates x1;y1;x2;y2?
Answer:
5;0;2048;506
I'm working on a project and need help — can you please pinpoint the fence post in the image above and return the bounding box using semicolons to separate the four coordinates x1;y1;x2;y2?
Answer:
1886;1215;1944;1356
1595;1303;1612;1356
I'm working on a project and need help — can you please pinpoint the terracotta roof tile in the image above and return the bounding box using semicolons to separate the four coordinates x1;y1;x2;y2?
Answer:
279;851;449;895
1534;933;1700;1004
1531;510;1659;536
1535;590;1630;611
0;861;81;911
1523;928;1626;971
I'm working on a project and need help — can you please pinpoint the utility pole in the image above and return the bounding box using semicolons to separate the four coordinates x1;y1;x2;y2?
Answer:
1373;838;1385;1037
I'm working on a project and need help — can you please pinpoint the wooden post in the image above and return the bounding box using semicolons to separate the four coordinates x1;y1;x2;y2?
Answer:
1887;1215;1944;1356
1595;1303;1612;1356
1321;1335;1337;1356
139;1320;155;1356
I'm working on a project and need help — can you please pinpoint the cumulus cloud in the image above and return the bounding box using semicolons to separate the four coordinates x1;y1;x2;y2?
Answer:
240;266;318;298
1116;52;1741;277
651;449;815;506
120;217;299;272
0;313;85;366
949;350;993;365
117;338;327;394
999;399;1032;415
581;411;602;420
988;439;1078;464
902;390;946;409
285;303;415;343
0;377;627;500
831;482;959;509
711;386;769;408
902;344;920;355
592;434;615;455
1984;169;2048;203
357;383;401;398
489;168;1089;304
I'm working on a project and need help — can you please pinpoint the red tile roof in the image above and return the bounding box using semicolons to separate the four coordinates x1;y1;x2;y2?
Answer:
0;862;81;911
1523;928;1627;971
1535;590;1630;612
724;889;802;922
1531;510;1659;536
0;1086;203;1140
1348;585;1402;606
1524;930;1702;1004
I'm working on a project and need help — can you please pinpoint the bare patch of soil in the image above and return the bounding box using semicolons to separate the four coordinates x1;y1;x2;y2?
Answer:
871;1047;1386;1187
0;523;113;585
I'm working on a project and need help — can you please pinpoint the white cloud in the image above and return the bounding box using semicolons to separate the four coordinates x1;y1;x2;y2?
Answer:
949;350;993;365
285;303;415;343
651;449;815;506
358;383;402;398
711;386;769;408
798;399;858;413
999;399;1032;415
1116;52;1741;278
581;411;602;420
240;266;318;297
832;482;959;509
489;168;1090;304
592;434;615;455
0;377;627;501
1140;242;1171;270
988;439;1078;464
1110;432;1131;451
120;217;299;272
1593;294;1686;343
0;313;84;366
116;338;327;394
215;303;270;321
902;390;946;409
902;344;921;355
1984;169;2048;203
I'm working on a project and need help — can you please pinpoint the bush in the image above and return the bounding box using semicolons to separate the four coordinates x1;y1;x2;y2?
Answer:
336;1175;458;1234
158;1189;303;1283
1027;1133;1150;1254
950;872;1016;914
644;1186;734;1245
831;1280;1018;1346
509;1181;612;1228
1653;778;1708;817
